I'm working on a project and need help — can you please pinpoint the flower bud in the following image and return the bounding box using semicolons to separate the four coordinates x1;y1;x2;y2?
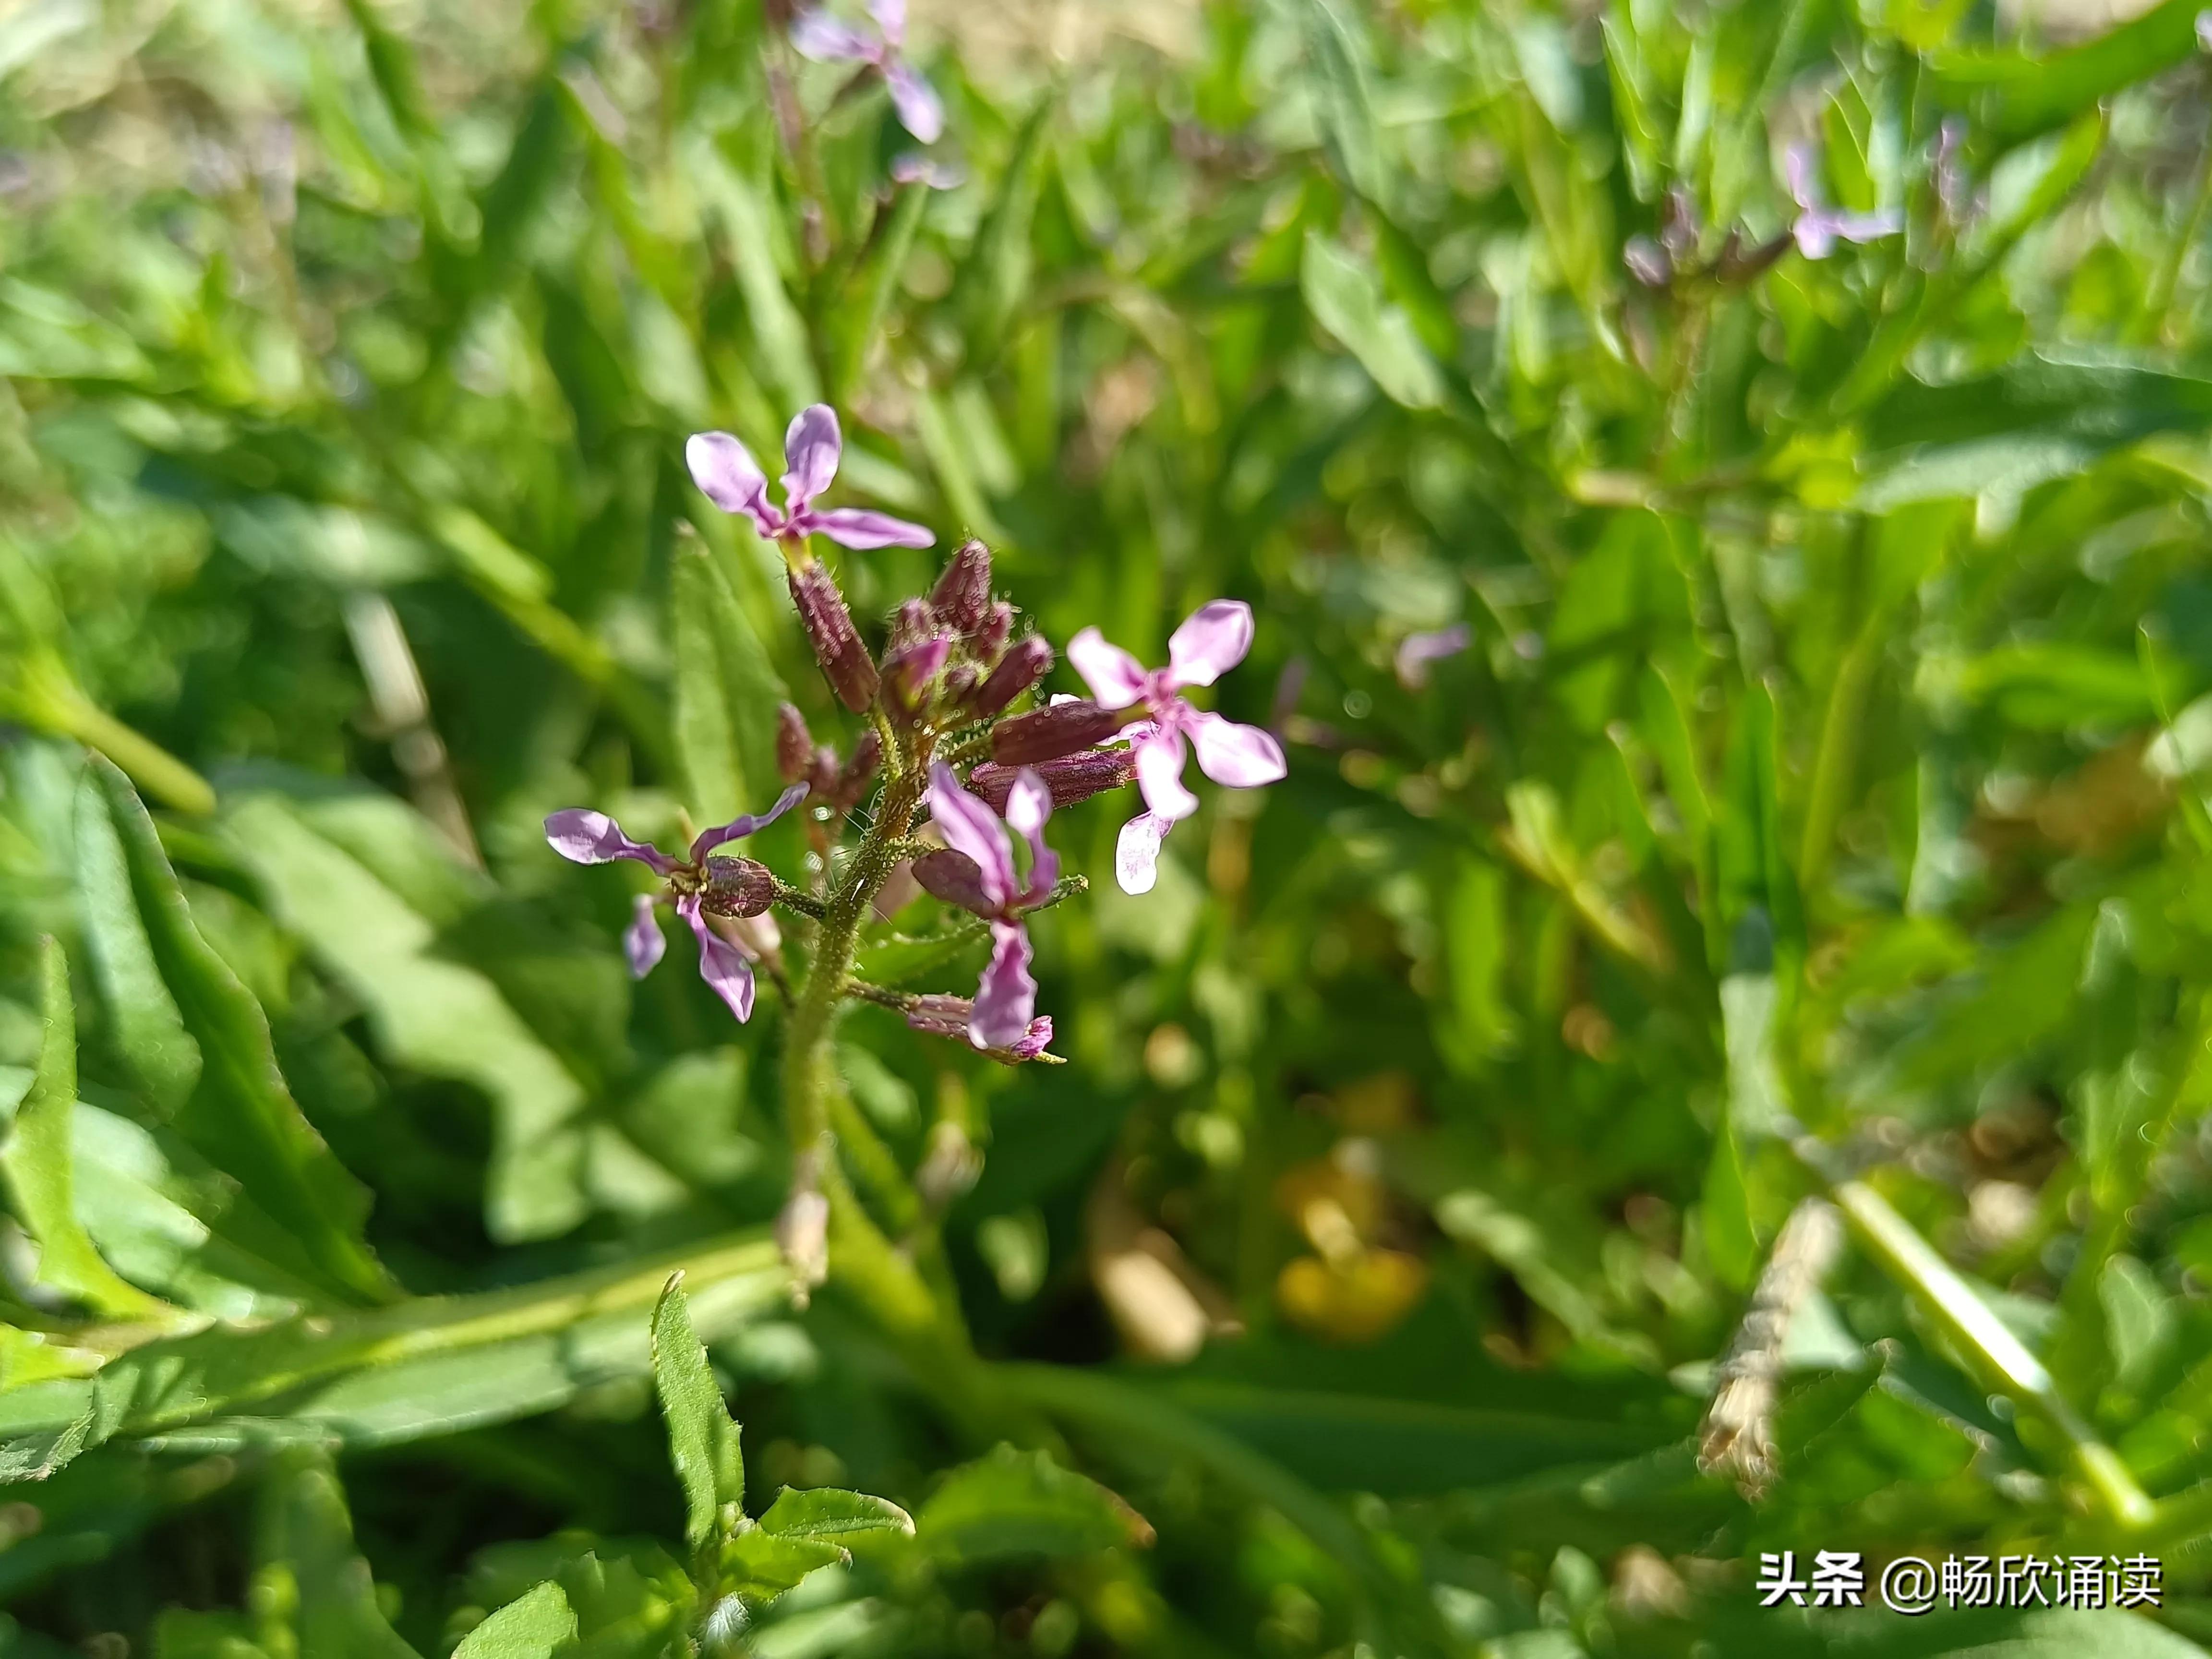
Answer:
913;848;995;917
698;856;777;917
775;703;813;783
969;747;1134;811
929;539;992;633
970;635;1052;717
883;632;951;721
789;563;878;712
776;1186;830;1298
806;744;841;803
914;1118;982;1205
886;596;934;655
970;600;1012;661
990;697;1123;764
840;727;881;798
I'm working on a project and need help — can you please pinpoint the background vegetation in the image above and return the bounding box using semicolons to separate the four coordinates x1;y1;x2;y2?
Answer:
3;0;2212;1653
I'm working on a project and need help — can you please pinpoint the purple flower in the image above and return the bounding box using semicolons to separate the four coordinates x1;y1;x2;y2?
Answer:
890;152;965;190
790;0;944;144
905;994;1054;1062
1065;600;1287;896
1785;144;1902;260
544;784;808;1022
1395;624;1471;690
924;762;1056;1050
686;406;935;551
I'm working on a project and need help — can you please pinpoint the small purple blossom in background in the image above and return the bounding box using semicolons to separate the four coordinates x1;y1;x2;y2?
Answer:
1785;144;1902;260
687;406;935;551
890;152;966;190
1066;600;1287;896
924;762;1057;1049
1395;624;1471;690
544;783;807;1022
791;0;944;144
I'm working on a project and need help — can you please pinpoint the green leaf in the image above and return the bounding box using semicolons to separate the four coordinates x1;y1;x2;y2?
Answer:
958;103;1050;369
757;1485;913;1543
0;938;168;1318
650;1274;745;1555
1702;1113;1759;1294
671;543;787;832
256;1447;419;1659
226;791;590;1244
916;1445;1150;1564
84;761;391;1305
1298;0;1389;207
1301;232;1445;410
717;1527;845;1598
1716;685;1803;977
691;142;820;410
72;771;200;1118
1938;0;2204;144
452;1580;575;1659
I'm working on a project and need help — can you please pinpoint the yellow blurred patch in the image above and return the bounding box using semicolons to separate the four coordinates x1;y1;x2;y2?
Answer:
1276;1250;1429;1344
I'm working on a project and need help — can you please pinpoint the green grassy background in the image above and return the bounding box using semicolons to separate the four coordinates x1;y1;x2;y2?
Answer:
3;0;2212;1654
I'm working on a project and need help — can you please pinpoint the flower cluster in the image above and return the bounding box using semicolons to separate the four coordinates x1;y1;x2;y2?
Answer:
554;407;1288;1050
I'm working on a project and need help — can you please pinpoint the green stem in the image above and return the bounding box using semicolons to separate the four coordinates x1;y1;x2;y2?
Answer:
6;652;216;817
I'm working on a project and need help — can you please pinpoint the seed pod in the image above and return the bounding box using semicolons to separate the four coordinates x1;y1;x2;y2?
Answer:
789;563;878;712
970;635;1052;717
698;856;777;917
929;538;992;633
969;746;1135;811
990;697;1123;764
913;847;995;917
970;600;1012;661
775;703;812;783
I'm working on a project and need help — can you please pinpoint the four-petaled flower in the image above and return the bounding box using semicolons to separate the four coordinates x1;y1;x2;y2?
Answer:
791;0;944;145
924;761;1057;1050
687;406;935;551
544;784;808;1023
1066;600;1286;896
1785;144;1902;260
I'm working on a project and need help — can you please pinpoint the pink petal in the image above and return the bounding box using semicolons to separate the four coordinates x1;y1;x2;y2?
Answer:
1008;1015;1053;1061
1167;600;1254;688
781;405;842;510
1394;624;1471;689
1792;216;1837;260
1115;813;1171;896
868;0;905;45
1829;208;1902;245
926;762;1014;904
625;895;667;978
681;896;757;1022
1189;711;1286;788
790;10;875;61
690;782;810;860
1134;729;1199;821
970;921;1036;1049
1005;768;1059;902
804;506;937;549
544;808;677;874
884;60;943;144
1784;143;1817;211
1066;626;1150;709
685;432;776;534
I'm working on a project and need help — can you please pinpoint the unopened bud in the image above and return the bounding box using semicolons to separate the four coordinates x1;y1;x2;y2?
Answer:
970;601;1012;661
990;697;1123;765
914;1118;982;1206
698;856;777;918
840;727;881;798
887;597;934;655
789;564;878;712
913;848;995;917
968;746;1134;811
929;539;992;633
970;636;1052;717
883;632;951;720
775;703;813;782
806;744;841;804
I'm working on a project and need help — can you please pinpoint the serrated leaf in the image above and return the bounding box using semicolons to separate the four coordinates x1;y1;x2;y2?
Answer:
651;1274;745;1554
758;1485;914;1543
1301;232;1444;410
917;1445;1149;1564
453;1580;575;1659
0;937;168;1318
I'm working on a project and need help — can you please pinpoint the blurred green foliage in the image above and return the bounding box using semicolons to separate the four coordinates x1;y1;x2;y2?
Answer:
3;0;2212;1654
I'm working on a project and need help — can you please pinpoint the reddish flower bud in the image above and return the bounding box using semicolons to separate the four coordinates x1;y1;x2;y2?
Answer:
775;703;813;782
883;632;951;720
913;848;996;916
806;745;841;803
990;697;1123;765
841;727;881;798
968;746;1134;811
970;600;1012;661
941;664;979;707
887;597;935;655
698;856;777;917
789;563;878;712
929;538;992;633
970;636;1052;717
